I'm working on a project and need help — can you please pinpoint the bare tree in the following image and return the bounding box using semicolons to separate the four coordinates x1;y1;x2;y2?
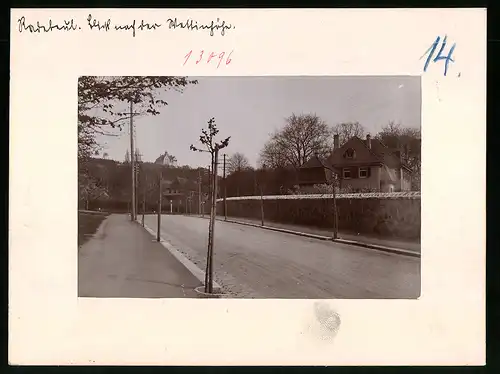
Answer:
259;141;290;169
259;113;332;170
78;171;109;210
227;152;250;174
333;122;366;146
376;121;421;190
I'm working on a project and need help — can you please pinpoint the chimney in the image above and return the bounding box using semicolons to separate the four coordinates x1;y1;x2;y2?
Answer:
334;134;339;149
366;134;372;149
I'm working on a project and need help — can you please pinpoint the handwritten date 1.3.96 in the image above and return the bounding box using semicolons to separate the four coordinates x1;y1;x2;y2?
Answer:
183;50;233;68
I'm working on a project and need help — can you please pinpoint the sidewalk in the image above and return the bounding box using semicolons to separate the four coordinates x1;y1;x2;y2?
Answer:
78;214;202;298
212;215;421;254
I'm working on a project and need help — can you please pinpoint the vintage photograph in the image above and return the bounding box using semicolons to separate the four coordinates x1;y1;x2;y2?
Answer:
78;76;421;299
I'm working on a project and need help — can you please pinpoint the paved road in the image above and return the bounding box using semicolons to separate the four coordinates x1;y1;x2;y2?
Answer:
214;215;421;253
143;215;421;299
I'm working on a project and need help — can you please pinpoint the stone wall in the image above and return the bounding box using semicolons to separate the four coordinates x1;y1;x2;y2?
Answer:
216;193;421;241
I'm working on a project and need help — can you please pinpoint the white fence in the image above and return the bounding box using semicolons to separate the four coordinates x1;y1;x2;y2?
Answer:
216;191;421;202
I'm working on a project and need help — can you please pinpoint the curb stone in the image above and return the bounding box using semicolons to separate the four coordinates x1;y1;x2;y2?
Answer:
189;215;420;258
136;219;223;292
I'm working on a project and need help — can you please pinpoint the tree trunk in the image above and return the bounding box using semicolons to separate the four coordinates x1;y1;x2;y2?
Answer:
205;154;214;293
206;150;219;294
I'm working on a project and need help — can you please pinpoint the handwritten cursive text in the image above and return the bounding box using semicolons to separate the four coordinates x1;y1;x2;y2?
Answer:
87;14;111;31
17;16;80;33
87;14;163;37
16;15;236;38
167;17;233;37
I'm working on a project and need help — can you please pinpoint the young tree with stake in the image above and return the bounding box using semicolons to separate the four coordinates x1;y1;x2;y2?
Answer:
190;118;230;294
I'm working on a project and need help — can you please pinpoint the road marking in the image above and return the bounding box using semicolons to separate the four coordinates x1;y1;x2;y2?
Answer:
139;220;222;292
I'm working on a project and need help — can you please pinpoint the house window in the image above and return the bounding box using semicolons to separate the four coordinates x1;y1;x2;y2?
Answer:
359;167;369;178
343;148;356;159
343;168;352;179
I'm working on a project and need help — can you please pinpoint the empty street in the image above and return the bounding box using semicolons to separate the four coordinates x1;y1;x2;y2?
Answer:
143;215;421;299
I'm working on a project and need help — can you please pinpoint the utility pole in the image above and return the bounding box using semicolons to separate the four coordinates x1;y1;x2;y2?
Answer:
331;178;339;239
135;151;141;220
130;100;136;222
314;153;339;240
142;173;146;227
208;164;212;207
223;153;227;221
157;172;162;242
198;169;202;216
260;186;264;226
260;164;266;226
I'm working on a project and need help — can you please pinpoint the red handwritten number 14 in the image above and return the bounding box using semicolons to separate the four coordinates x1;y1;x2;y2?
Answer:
183;50;233;68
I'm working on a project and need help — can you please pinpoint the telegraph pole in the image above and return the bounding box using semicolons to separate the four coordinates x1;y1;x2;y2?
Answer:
189;192;193;214
208;164;212;205
223;153;227;221
260;185;265;226
259;164;266;226
314;152;339;240
198;170;202;216
130;100;136;221
135;150;141;220
142;173;146;227
157;172;162;242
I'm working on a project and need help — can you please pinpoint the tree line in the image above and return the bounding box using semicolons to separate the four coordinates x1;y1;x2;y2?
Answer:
79;117;421;210
226;114;421;193
78;77;421;210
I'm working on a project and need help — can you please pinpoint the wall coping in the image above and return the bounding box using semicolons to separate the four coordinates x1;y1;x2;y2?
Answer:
217;191;421;202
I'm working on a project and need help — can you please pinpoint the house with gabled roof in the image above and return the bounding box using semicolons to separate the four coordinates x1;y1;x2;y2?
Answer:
161;176;198;200
298;134;413;192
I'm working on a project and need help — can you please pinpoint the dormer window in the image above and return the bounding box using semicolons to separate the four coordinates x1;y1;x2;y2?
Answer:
343;148;356;159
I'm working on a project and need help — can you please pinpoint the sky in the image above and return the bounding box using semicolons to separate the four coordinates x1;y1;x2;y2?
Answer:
95;76;421;168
